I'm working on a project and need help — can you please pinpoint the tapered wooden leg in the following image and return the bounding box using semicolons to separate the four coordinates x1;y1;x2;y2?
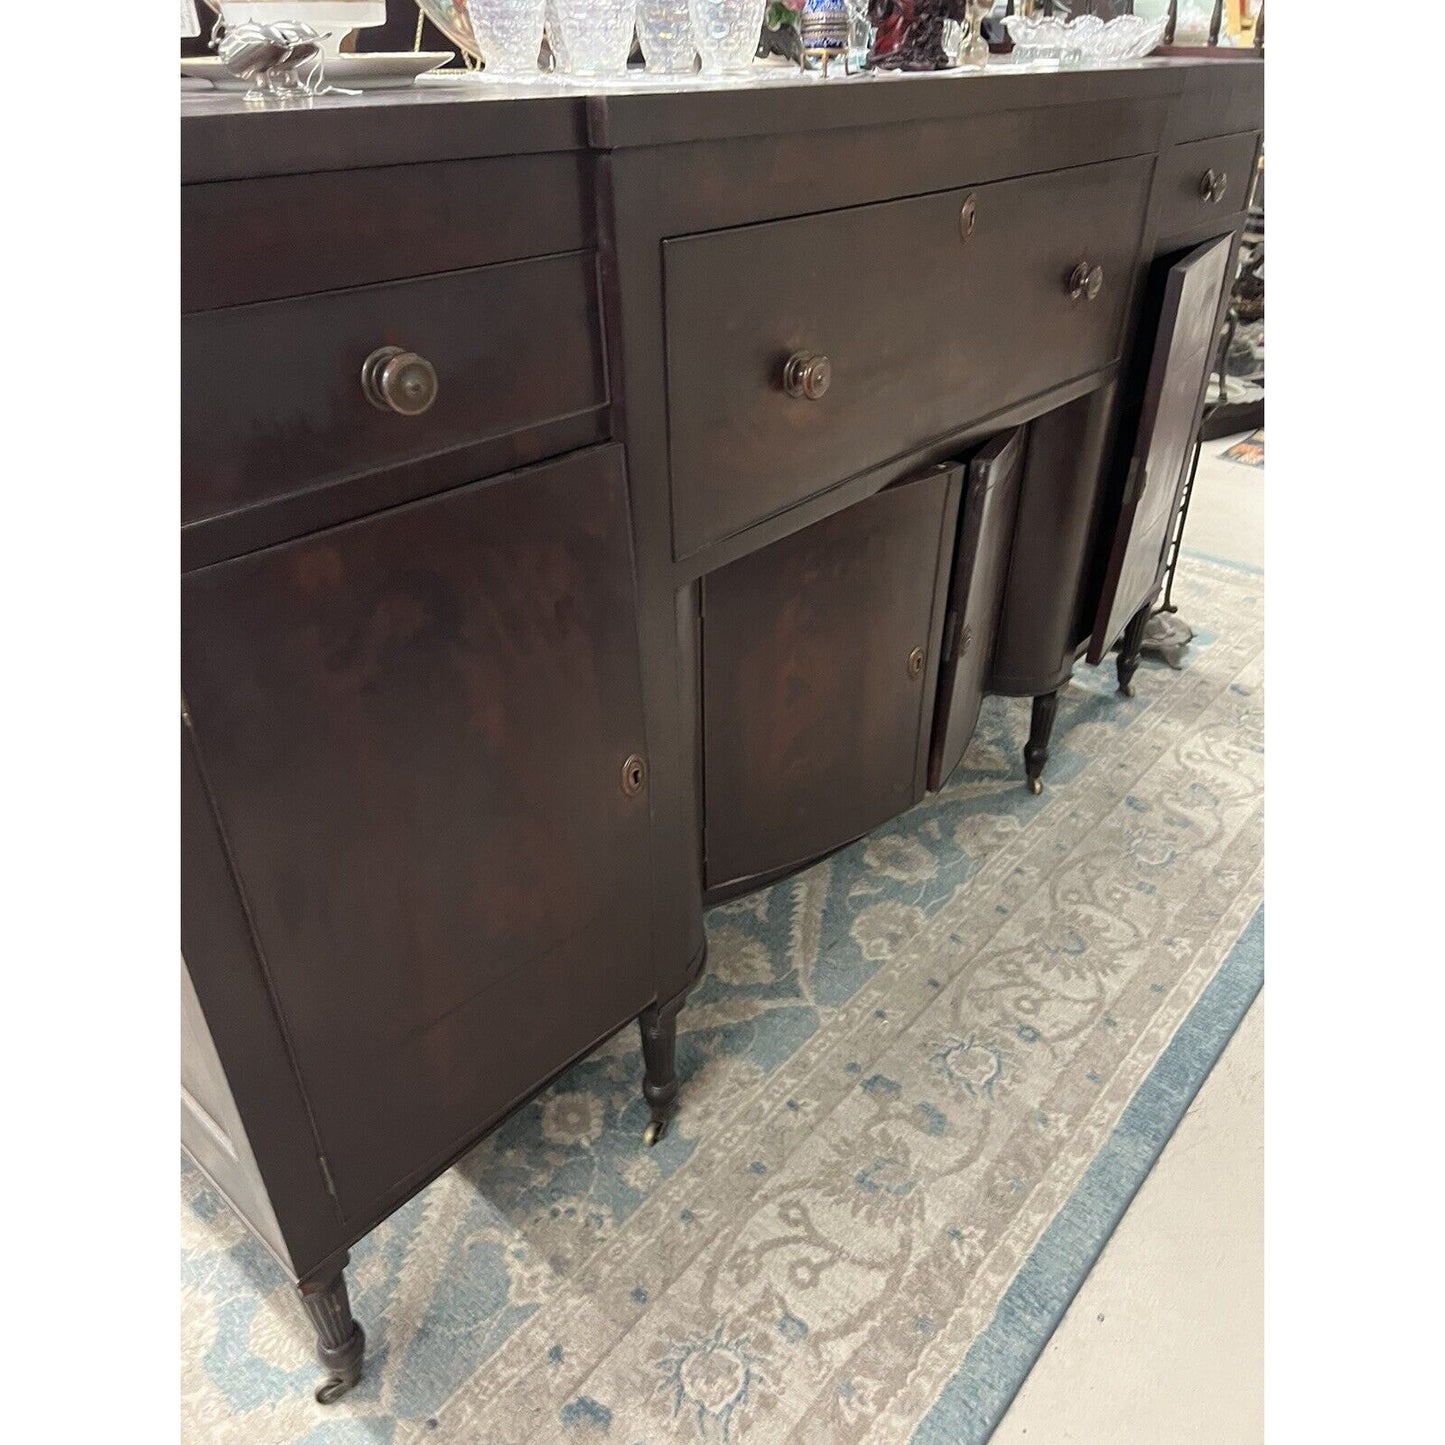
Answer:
1116;603;1151;698
639;996;683;1147
1024;689;1060;796
299;1255;365;1404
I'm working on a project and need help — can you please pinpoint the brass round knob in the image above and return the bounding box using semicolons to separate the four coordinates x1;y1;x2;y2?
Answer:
1199;167;1228;203
1068;263;1104;302
907;646;925;679
959;194;977;242
361;346;438;416
783;351;832;401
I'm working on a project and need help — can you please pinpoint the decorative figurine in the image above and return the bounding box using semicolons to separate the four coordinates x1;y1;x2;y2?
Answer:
759;0;806;64
801;0;850;72
960;0;990;66
867;0;965;71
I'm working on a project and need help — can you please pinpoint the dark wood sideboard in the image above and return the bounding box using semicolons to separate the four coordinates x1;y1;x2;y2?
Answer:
180;59;1262;1403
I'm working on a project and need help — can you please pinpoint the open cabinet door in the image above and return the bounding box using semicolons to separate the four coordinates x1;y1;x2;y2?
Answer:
1089;236;1233;663
928;427;1026;790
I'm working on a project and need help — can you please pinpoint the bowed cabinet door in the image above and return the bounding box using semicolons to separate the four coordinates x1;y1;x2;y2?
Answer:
181;447;654;1231
701;464;962;894
1090;235;1234;662
928;427;1027;791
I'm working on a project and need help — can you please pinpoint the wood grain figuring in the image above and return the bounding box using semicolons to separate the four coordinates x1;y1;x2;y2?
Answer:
702;466;960;890
989;385;1121;697
1091;236;1234;660
182;447;653;1224
663;155;1151;558
182;252;605;534
929;428;1027;791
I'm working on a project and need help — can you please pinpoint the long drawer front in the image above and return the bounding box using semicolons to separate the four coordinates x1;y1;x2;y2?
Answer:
663;154;1153;560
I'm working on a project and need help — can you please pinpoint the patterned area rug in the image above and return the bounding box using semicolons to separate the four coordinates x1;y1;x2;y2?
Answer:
181;555;1265;1444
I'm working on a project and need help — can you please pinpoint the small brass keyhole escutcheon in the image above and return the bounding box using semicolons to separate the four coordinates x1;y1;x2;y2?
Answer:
907;647;925;679
959;194;977;242
622;753;647;796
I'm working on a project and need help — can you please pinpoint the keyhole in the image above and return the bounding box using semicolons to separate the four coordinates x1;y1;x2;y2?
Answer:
622;754;646;796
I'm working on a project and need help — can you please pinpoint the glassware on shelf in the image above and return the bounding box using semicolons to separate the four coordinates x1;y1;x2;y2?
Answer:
637;0;698;72
465;0;548;74
1003;11;1165;67
554;0;638;74
544;0;572;71
688;0;767;73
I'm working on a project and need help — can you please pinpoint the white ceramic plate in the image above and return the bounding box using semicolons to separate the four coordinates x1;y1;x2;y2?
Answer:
181;51;454;91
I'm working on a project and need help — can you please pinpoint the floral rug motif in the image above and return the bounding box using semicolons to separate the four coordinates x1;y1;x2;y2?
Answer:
181;556;1265;1444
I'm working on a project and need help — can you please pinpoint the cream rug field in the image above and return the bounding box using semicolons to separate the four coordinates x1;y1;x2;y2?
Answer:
181;555;1265;1444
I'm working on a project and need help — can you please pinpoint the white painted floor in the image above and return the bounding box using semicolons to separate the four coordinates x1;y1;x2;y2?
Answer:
992;432;1266;1445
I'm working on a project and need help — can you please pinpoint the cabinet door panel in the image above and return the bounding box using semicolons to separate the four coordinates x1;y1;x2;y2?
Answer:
702;466;961;892
182;447;653;1225
1091;236;1233;660
928;428;1026;790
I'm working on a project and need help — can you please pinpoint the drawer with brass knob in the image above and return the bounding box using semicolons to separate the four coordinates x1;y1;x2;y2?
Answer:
183;251;606;562
1154;132;1259;240
662;155;1151;560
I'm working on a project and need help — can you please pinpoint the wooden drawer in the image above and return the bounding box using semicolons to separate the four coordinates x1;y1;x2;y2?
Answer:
183;153;591;313
1153;132;1257;240
662;154;1152;560
182;251;606;538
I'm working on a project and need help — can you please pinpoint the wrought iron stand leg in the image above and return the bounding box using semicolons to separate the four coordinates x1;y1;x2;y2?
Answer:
299;1255;365;1405
1117;605;1151;699
639;997;683;1147
1024;689;1060;796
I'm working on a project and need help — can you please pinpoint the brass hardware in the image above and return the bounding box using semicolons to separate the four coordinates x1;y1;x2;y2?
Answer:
907;646;925;679
783;350;833;401
959;194;977;242
621;753;647;796
1067;262;1103;302
958;623;972;658
1199;168;1228;203
361;346;438;416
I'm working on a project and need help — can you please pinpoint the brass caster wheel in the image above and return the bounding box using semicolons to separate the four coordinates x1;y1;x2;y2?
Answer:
1028;777;1043;796
315;1374;358;1406
643;1118;669;1148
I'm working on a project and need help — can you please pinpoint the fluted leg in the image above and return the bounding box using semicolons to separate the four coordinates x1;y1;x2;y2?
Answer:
639;997;683;1146
1116;603;1151;698
298;1255;365;1404
1024;690;1060;796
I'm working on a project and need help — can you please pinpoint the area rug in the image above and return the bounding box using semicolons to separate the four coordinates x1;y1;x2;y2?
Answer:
181;555;1265;1445
1220;430;1264;468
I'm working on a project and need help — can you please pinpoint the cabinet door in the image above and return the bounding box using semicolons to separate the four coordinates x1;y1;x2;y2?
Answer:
928;428;1026;790
182;447;653;1228
1090;236;1233;660
702;465;962;892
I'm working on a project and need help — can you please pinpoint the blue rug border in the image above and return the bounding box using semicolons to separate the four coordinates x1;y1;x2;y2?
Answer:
912;904;1265;1444
1181;546;1264;577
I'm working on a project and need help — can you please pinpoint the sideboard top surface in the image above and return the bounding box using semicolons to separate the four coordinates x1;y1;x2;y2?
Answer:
181;57;1261;183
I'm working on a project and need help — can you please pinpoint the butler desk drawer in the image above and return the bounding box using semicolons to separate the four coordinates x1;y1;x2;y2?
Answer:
661;154;1152;561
